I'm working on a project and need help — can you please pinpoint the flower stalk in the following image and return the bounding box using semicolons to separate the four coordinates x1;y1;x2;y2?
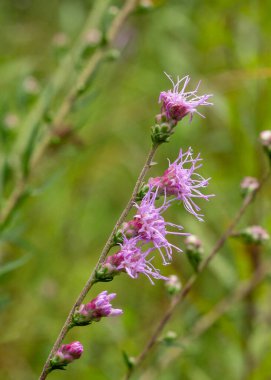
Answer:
123;170;270;380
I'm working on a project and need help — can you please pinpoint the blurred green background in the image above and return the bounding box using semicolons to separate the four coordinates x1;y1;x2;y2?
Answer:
0;0;271;379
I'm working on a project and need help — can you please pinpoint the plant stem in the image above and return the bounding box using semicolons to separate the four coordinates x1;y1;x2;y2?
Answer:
154;261;271;375
0;0;139;228
123;171;270;380
39;143;158;379
241;243;262;380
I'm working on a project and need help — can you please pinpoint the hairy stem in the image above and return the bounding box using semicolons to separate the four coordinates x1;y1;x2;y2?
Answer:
124;171;270;380
39;142;158;379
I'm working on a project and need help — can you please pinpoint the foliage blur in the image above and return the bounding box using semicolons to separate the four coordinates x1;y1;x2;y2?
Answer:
0;0;271;379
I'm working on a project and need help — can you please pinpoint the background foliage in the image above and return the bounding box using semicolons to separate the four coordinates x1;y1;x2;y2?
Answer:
0;0;271;379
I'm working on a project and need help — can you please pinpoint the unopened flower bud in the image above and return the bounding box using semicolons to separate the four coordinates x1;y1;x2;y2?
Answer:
235;225;269;245
95;262;116;282
260;130;271;158
50;341;83;370
113;230;124;245
165;275;181;295
184;235;203;272
240;176;260;198
162;330;178;345
151;117;177;144
135;184;150;201
72;291;123;326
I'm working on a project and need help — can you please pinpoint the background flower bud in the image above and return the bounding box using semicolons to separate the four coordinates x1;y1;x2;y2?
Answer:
260;130;271;158
165;275;181;295
234;225;270;245
240;176;260;198
184;235;203;272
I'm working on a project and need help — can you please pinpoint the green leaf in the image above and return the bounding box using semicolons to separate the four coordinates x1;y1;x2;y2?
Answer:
0;253;31;278
122;351;135;370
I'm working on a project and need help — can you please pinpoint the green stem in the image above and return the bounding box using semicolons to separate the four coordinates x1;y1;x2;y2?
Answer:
39;142;158;380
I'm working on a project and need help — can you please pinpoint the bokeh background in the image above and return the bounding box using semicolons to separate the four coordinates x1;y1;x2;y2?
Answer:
0;0;271;379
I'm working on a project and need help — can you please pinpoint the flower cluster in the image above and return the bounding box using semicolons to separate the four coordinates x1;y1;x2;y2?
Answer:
159;74;213;122
151;74;212;144
72;291;123;326
149;148;213;221
50;341;83;369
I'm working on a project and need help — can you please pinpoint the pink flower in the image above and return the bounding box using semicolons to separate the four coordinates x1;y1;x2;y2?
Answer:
122;188;187;264
51;341;83;368
149;148;213;221
159;74;212;122
73;291;123;325
104;237;168;284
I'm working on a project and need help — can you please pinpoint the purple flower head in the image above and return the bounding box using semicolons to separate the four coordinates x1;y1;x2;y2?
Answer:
51;341;83;368
73;291;123;325
104;236;168;284
159;74;213;122
149;148;213;221
122;188;186;264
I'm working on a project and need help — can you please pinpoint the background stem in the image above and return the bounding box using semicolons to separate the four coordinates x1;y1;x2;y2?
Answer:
124;171;270;380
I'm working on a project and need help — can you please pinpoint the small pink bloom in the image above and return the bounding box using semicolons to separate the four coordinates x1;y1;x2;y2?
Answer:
73;291;123;325
125;188;187;264
51;341;83;368
105;236;168;284
159;74;213;122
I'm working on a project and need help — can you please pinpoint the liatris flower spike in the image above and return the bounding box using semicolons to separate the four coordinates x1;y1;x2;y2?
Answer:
159;73;213;122
121;187;187;264
50;341;83;370
149;148;213;221
96;236;168;284
72;291;123;326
